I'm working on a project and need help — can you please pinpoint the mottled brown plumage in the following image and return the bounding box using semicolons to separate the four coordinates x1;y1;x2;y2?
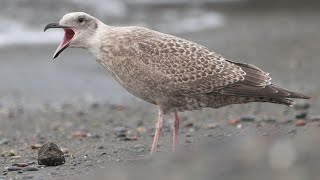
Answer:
45;12;310;155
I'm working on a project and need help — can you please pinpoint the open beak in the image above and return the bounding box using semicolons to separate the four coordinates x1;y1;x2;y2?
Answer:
44;23;75;59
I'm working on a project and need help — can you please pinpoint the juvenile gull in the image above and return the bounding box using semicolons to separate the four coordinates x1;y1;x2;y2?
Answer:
44;12;310;155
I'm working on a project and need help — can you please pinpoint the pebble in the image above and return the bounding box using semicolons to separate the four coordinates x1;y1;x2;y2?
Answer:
137;148;145;153
295;112;307;119
207;123;219;129
7;166;22;171
136;126;147;134
14;163;28;167
60;148;69;154
38;142;65;166
185;134;192;137
262;117;277;123
72;131;87;140
185;140;192;144
236;124;243;129
295;119;306;126
97;146;104;149
0;138;9;145
23;167;39;172
228;119;239;125
30;144;42;150
114;127;127;137
27;161;36;165
1;150;17;157
310;116;320;122
240;115;256;122
184;122;194;128
10;156;22;159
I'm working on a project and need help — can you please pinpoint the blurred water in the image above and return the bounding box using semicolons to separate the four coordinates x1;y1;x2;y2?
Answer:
0;0;224;46
0;0;317;109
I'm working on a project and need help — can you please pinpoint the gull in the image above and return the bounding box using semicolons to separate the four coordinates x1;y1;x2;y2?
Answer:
44;12;310;155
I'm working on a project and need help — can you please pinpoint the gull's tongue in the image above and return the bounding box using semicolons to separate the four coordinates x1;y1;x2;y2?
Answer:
53;29;75;59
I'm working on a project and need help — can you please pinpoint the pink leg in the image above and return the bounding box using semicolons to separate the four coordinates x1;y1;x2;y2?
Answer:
151;107;163;156
173;112;180;152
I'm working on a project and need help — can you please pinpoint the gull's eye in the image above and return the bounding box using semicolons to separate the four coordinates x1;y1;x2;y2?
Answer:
77;16;85;23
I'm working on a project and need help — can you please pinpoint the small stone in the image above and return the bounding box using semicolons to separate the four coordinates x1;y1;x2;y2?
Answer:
310;116;320;122
294;103;310;110
295;112;307;119
7;166;22;171
236;124;243;129
17;170;23;174
137;148;145;153
185;140;192;144
114;127;127;137
31;144;42;150
185;134;192;137
184;122;194;128
27;161;36;165
1;150;17;157
60;148;69;154
23;167;39;172
10;156;22;159
228;118;239;125
240;115;256;122
14;163;28;167
100;152;107;155
97;146;104;149
72;131;87;140
2;172;7;176
262;116;277;123
207;123;219;129
0;138;9;145
136;126;147;134
38;142;65;166
295;119;306;126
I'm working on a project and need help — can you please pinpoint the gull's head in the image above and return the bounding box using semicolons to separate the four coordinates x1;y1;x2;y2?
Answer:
44;12;100;59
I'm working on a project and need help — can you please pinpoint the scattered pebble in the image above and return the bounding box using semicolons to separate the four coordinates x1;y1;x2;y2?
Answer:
72;131;87;140
114;127;127;137
30;144;42;150
38;142;65;166
310;116;320;122
14;163;28;167
137;148;145;153
185;134;192;137
261;116;277;123
184;122;194;128
97;146;104;150
240;115;256;122
6;166;22;171
27;161;36;165
136;126;147;134
228;118;239;125
60;148;69;154
0;138;9;145
207;123;219;129
236;124;243;129
1;150;17;157
185;140;192;144
10;156;22;159
295;112;307;119
295;120;306;126
23;167;39;172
